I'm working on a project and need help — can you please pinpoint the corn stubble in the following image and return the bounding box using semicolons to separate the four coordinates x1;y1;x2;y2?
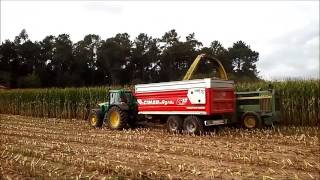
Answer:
0;115;319;179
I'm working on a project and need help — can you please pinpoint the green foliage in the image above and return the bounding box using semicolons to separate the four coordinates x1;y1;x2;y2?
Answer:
0;29;261;88
17;73;41;88
0;80;318;126
200;41;231;74
96;33;132;85
0;71;10;86
228;41;259;79
130;33;160;83
0;87;114;120
159;30;203;81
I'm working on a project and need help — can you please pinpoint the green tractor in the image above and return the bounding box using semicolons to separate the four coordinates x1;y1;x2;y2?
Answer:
88;89;138;129
234;88;280;129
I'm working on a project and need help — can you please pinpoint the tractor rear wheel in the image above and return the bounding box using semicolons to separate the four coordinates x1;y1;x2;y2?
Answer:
106;106;128;130
183;116;204;135
166;115;183;133
242;113;262;129
88;109;103;128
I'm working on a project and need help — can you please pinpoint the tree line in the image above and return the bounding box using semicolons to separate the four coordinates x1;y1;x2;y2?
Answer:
0;29;260;88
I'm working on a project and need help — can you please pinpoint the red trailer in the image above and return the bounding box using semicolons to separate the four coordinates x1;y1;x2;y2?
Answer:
134;78;236;133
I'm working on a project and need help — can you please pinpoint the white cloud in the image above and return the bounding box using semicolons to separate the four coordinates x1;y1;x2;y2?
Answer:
0;1;319;80
257;21;319;80
84;1;123;14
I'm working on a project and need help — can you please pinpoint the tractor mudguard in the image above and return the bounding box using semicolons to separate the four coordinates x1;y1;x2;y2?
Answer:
98;102;109;115
118;103;130;111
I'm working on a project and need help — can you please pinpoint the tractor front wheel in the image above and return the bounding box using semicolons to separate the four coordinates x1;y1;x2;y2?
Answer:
106;106;128;130
88;109;103;128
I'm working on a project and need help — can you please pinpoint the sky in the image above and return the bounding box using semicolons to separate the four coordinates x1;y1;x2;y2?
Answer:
0;0;319;80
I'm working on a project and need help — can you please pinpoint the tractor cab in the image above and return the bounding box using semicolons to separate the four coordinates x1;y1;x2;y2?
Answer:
109;90;131;104
98;90;136;113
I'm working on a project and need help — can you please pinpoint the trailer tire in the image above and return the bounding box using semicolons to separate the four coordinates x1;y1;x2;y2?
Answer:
106;106;128;130
242;113;262;129
183;116;204;135
166;115;183;133
88;109;104;128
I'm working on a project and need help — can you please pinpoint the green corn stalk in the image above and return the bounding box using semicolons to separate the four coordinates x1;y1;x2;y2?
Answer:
0;81;318;126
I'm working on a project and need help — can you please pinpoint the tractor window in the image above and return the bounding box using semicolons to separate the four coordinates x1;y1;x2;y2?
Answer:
121;92;134;103
110;92;120;104
109;91;133;104
120;93;128;103
125;92;133;101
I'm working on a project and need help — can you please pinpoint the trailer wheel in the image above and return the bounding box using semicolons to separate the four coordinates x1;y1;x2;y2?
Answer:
242;113;262;129
166;115;183;133
183;116;204;135
88;109;103;128
106;106;128;130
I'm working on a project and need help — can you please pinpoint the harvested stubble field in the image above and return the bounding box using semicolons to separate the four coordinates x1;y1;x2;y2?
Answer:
0;115;319;180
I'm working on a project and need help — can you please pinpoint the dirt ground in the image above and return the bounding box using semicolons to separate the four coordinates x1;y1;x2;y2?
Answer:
0;114;319;180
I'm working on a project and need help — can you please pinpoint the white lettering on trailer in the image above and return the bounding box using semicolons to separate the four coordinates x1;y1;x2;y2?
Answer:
137;99;174;105
188;88;206;104
176;98;188;105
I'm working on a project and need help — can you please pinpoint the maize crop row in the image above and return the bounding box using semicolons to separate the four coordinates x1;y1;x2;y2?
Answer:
0;80;318;126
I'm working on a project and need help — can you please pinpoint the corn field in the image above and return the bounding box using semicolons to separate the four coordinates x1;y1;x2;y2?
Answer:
0;80;319;126
0;87;109;120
